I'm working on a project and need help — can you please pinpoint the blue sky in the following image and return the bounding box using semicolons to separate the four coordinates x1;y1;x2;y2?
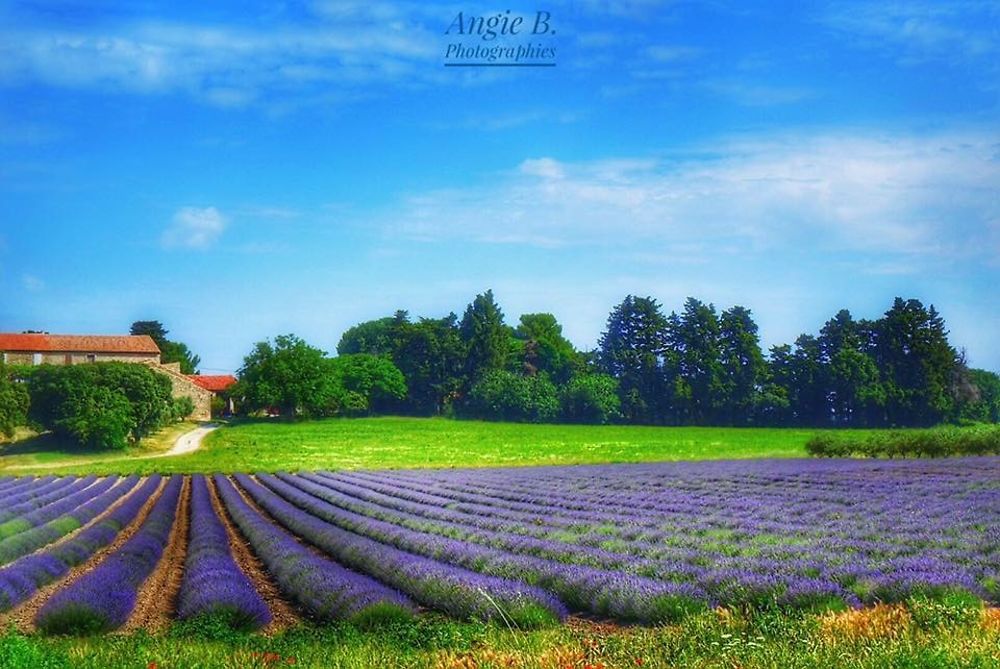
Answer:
1;1;998;374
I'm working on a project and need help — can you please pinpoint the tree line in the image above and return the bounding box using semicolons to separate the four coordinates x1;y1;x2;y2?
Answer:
235;291;999;427
2;298;996;443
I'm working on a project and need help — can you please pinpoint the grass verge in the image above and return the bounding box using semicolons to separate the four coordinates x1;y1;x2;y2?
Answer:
1;417;846;475
2;607;998;668
0;421;198;473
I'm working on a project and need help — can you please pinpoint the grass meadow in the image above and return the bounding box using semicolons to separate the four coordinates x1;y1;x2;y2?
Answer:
0;416;847;476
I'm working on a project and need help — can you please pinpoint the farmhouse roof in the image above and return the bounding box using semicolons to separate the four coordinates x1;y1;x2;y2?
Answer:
0;333;161;354
186;374;238;392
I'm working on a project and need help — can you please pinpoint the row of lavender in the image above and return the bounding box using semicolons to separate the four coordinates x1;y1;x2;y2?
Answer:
303;458;999;613
0;473;423;632
0;458;997;633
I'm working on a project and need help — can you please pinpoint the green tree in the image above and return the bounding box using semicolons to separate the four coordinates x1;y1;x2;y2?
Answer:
94;363;174;439
337;311;465;415
956;368;1000;424
672;298;725;424
336;317;397;356
560;373;621;424
872;298;958;426
718;305;766;425
392;314;466;415
460;290;511;383
514;313;581;383
818;309;885;426
129;320;169;345
130;320;201;374
0;363;29;438
327;354;407;415
236;334;336;418
768;335;828;426
55;384;134;450
598;296;667;423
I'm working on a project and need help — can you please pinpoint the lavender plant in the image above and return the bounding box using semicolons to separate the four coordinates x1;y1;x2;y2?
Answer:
212;474;413;626
0;476;161;612
232;474;566;627
0;475;139;565
35;475;182;634
175;475;271;630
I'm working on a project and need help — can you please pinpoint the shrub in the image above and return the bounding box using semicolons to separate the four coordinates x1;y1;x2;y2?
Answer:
560;373;621;424
0;364;29;438
172;396;195;421
27;363;175;449
805;435;851;458
807;425;1000;459
464;371;559;423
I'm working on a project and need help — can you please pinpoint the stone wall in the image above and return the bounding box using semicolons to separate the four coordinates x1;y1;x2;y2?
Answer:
1;351;160;365
148;363;213;421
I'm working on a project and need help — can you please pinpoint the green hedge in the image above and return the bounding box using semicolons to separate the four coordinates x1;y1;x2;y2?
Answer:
806;425;1000;458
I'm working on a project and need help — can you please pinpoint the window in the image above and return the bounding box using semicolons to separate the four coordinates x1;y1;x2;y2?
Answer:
87;354;96;363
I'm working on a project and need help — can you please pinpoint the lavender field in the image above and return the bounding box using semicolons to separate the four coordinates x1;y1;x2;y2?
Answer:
0;458;998;634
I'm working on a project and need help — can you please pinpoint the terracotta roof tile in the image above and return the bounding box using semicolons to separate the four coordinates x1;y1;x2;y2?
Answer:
0;333;161;354
186;374;238;392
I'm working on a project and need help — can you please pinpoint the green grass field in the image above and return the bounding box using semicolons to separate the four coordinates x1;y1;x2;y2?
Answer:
0;422;197;474
0;416;857;475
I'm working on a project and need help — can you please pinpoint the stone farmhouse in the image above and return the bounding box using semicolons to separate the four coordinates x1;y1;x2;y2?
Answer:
0;332;236;421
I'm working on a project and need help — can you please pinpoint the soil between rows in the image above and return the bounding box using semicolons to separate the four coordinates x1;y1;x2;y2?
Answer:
120;475;191;633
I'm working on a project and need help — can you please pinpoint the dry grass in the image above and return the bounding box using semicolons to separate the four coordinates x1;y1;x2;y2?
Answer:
818;604;912;642
982;607;1000;632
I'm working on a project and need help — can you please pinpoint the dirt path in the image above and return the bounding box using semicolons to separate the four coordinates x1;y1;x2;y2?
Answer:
4;424;219;471
1;476;167;633
121;476;191;633
207;476;301;633
153;423;218;458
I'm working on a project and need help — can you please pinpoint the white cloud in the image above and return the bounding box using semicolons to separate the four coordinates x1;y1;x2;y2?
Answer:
162;207;228;250
383;128;1000;266
823;1;1000;68
0;7;441;109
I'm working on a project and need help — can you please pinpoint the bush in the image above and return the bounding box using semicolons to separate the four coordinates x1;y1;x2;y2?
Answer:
173;396;196;421
804;434;851;458
464;370;559;423
807;425;1000;459
27;363;176;449
54;384;134;449
0;364;29;438
559;373;621;424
